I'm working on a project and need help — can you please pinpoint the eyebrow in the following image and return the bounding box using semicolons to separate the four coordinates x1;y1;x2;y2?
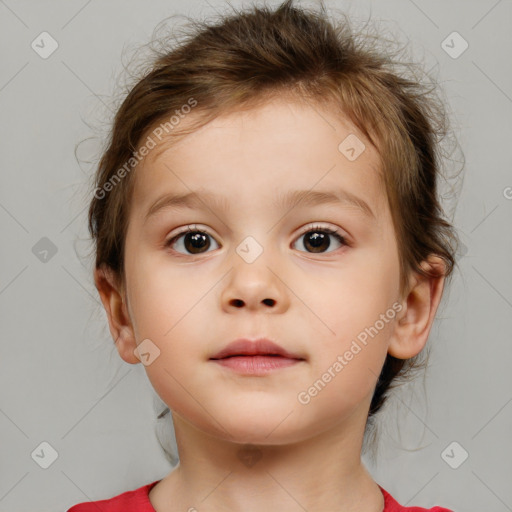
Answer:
144;188;375;223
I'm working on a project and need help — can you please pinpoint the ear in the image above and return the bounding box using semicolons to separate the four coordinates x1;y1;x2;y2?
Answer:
388;256;446;359
94;265;140;365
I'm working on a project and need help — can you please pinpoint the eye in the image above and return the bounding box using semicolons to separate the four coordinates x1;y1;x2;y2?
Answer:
165;225;219;255
293;224;348;254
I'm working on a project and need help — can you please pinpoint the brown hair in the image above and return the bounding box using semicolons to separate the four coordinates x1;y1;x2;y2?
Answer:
87;0;462;452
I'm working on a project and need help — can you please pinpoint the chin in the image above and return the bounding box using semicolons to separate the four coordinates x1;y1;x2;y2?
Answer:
206;414;311;447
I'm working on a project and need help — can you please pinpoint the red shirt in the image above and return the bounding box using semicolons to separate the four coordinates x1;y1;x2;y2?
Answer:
67;480;454;511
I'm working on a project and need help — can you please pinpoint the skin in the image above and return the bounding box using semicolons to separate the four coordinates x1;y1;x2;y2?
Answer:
95;97;446;512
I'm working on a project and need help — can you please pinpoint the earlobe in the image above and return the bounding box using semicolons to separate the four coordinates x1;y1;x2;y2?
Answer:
388;256;446;360
94;265;140;365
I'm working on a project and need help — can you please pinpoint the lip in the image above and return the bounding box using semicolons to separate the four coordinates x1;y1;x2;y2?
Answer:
210;338;306;375
209;338;305;360
212;355;302;375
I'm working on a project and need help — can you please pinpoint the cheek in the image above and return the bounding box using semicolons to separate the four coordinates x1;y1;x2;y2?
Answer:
302;260;397;391
299;306;392;417
127;254;209;337
127;255;217;360
308;255;398;338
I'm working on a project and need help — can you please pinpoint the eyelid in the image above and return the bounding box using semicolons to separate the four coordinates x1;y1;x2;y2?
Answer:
296;222;348;241
166;222;346;239
164;222;351;253
167;223;211;238
297;222;334;234
163;224;215;248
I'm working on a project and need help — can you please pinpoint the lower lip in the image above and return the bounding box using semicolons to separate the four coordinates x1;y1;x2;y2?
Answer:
210;355;302;375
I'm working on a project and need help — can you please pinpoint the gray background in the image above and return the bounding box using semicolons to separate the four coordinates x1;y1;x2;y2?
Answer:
1;0;511;510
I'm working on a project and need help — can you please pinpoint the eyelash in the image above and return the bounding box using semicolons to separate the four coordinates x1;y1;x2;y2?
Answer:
297;224;348;248
164;224;348;254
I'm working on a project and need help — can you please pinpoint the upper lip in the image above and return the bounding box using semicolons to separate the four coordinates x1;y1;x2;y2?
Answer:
210;338;305;360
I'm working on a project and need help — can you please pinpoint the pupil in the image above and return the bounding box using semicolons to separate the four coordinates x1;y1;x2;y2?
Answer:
185;232;210;253
305;232;330;253
181;230;332;254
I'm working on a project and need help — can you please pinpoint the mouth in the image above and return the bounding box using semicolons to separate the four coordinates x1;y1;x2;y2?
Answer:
209;338;306;375
210;354;303;374
209;337;305;360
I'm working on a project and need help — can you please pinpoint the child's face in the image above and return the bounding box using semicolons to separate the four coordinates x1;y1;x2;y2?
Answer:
115;98;410;444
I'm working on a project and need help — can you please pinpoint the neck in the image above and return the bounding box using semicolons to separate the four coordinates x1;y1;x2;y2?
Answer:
149;406;384;512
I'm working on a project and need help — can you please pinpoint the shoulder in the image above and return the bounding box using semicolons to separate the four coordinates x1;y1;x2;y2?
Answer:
380;486;454;512
66;480;161;512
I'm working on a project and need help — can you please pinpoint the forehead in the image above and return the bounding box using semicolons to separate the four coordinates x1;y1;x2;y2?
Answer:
131;98;386;218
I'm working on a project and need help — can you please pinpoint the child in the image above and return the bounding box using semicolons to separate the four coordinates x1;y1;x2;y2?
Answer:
68;0;460;510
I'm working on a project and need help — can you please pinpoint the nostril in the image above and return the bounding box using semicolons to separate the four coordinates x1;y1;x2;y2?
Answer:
228;298;275;307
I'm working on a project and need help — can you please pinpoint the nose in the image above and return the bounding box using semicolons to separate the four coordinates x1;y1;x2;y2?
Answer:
220;256;290;314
